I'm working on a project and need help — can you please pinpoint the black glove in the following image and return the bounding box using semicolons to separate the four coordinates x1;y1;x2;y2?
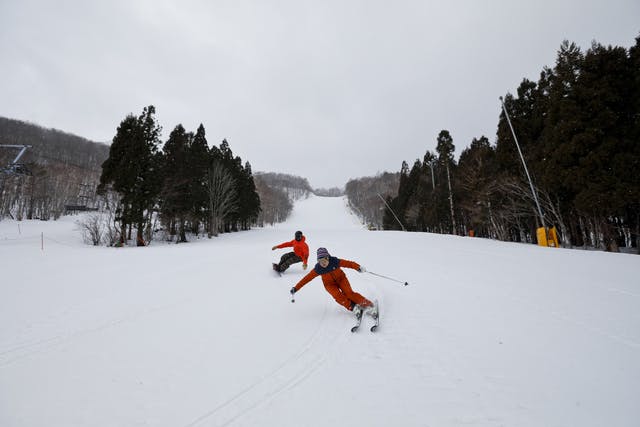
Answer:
290;287;297;295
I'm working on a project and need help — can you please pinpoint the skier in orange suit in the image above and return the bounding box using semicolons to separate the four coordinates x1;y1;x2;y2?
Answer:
290;247;373;317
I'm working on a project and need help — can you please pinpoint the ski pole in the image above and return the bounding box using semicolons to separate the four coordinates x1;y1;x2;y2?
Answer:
367;271;409;286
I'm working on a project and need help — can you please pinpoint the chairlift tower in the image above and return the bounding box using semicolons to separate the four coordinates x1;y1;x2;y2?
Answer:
0;145;33;176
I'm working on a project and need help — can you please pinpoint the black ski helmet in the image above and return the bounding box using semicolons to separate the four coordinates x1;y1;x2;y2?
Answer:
295;230;303;241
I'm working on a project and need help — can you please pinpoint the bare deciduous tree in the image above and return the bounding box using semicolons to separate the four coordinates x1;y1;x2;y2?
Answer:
206;161;238;237
76;213;104;246
254;177;292;226
498;179;570;246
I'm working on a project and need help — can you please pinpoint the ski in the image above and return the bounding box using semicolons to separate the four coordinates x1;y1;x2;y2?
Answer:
350;321;361;333
367;300;380;332
350;308;363;332
350;301;380;333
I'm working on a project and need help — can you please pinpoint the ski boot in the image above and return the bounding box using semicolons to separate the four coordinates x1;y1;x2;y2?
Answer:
353;304;363;319
364;302;378;319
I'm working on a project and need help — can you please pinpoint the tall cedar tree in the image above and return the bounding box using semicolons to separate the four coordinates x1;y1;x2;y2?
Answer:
436;130;457;234
238;161;261;230
420;150;439;231
98;105;162;246
189;124;211;232
161;124;193;242
628;36;640;249
456;136;497;237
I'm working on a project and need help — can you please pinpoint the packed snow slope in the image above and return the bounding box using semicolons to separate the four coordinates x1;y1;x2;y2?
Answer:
1;196;639;427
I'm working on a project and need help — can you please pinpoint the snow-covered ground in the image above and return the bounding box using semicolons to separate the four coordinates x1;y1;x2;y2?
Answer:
1;196;639;427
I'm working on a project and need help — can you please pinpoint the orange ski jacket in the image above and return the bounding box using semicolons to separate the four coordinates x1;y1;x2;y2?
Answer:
275;236;309;265
293;257;361;292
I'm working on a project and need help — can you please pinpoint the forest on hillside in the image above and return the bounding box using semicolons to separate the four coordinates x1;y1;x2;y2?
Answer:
0;117;109;220
344;172;400;229
253;172;313;226
383;37;640;253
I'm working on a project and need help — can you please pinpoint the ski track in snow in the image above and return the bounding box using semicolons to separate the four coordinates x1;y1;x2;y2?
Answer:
0;296;196;367
183;302;347;427
186;267;389;426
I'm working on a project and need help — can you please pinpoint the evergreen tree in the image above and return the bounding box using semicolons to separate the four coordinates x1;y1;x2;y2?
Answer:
495;89;546;238
98;105;162;246
628;35;640;251
161;124;193;242
419;150;438;231
423;150;437;190
228;155;244;231
403;159;424;230
189;124;211;233
436;130;457;234
238;161;261;230
570;42;637;250
456;136;497;237
539;41;585;226
496;78;547;178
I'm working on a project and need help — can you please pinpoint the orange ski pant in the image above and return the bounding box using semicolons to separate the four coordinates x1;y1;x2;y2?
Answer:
323;279;372;310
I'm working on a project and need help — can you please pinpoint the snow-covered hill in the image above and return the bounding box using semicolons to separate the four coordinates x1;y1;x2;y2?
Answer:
1;196;639;427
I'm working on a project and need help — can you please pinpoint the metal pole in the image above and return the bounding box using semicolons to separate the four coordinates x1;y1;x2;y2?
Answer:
499;97;546;228
0;145;31;164
367;271;409;286
377;193;406;231
427;162;435;190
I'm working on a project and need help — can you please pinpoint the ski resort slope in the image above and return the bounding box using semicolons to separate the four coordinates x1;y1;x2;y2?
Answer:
1;195;639;427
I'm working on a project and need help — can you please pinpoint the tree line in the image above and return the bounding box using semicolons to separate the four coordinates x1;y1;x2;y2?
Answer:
383;36;640;253
98;106;261;246
1;112;302;245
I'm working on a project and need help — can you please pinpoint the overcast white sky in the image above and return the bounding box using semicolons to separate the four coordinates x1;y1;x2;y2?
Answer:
1;1;638;188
